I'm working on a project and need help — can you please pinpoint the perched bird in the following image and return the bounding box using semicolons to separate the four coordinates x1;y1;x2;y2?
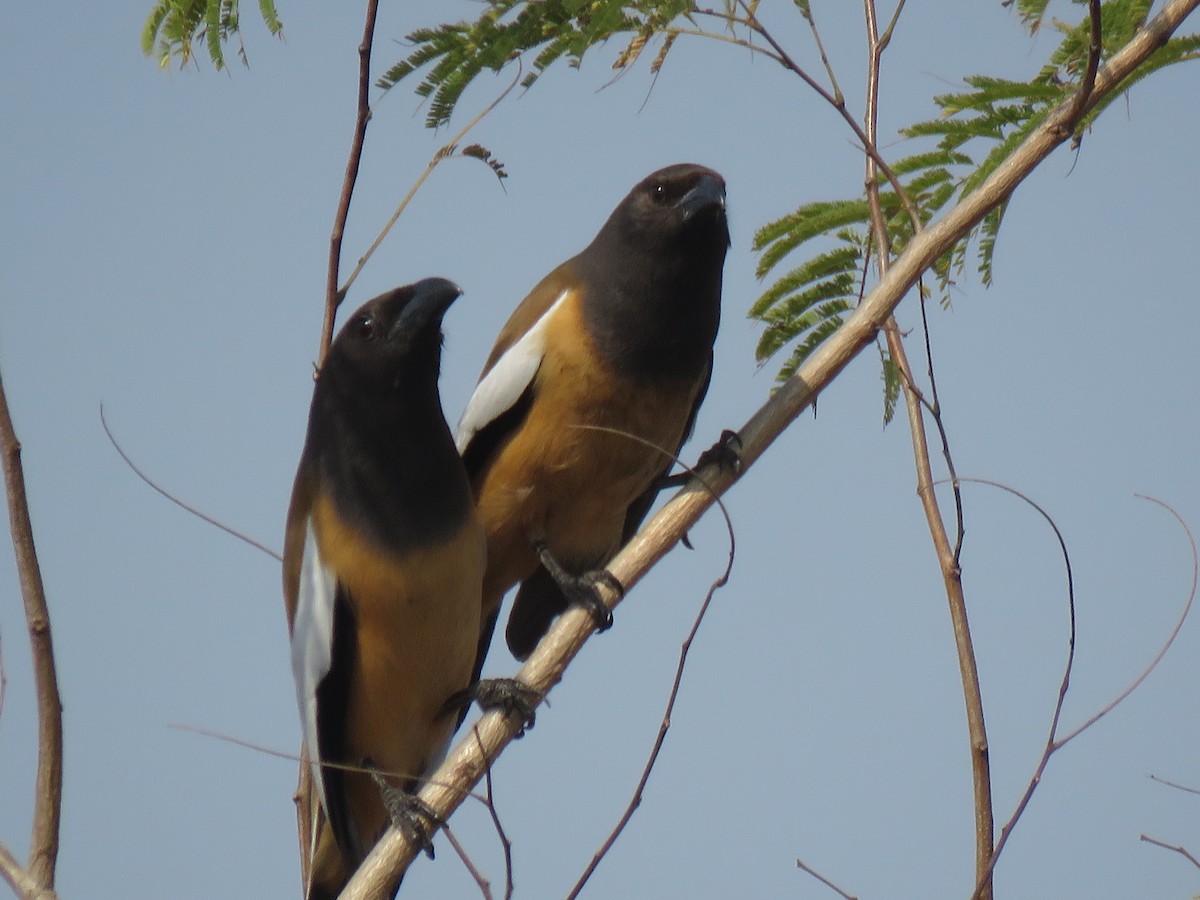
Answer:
456;163;730;662
283;278;485;900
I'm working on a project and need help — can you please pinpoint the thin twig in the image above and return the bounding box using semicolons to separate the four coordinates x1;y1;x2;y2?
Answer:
733;0;922;229
100;405;281;562
954;483;1197;900
798;4;845;105
338;7;1200;894
915;290;966;563
442;824;494;900
0;630;7;720
1063;0;1104;135
318;0;382;369
0;370;62;891
1149;774;1200;796
472;725;516;900
1054;494;1196;746
566;437;737;900
795;857;858;900
336;65;522;304
861;1;992;894
1140;834;1200;870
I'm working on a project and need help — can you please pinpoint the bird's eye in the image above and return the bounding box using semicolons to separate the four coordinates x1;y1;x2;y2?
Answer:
353;314;376;340
650;182;669;205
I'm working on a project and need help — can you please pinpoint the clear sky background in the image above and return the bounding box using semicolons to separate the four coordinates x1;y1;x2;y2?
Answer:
2;3;1199;898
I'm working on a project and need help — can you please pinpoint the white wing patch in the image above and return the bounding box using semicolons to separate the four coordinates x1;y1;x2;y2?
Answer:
291;517;337;813
454;289;569;454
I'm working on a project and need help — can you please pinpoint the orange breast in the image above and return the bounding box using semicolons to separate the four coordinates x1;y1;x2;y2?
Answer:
475;294;701;613
309;491;485;851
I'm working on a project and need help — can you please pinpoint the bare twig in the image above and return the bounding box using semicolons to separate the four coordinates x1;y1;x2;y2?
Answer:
1140;834;1200;870
566;440;737;900
100;405;281;562
795;856;858;900
1063;0;1104;135
0;630;7;720
954;484;1197;899
336;66;522;304
0;371;62;891
861;1;992;894
318;0;381;369
1055;495;1196;745
442;824;494;900
734;0;922;228
338;5;1200;894
473;726;515;900
1149;774;1200;796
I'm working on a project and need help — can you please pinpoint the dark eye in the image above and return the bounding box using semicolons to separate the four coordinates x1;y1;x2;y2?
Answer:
353;313;376;340
650;182;669;205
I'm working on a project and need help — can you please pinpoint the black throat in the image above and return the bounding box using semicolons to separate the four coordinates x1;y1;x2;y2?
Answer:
305;360;472;554
574;217;727;383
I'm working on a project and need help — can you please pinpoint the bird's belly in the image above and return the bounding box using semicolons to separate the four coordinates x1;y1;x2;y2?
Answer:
477;360;698;603
314;509;486;849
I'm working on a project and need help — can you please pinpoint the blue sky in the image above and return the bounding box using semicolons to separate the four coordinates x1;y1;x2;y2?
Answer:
2;3;1199;898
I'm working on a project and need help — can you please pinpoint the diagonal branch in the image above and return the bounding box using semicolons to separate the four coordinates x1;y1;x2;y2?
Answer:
0;370;63;892
338;2;1200;894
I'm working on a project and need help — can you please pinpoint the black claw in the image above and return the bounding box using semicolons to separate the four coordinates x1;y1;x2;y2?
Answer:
696;428;743;474
535;541;618;635
472;677;541;736
367;764;441;859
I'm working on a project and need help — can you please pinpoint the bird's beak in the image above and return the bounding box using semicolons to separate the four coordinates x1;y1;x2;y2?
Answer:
680;174;727;220
391;277;463;338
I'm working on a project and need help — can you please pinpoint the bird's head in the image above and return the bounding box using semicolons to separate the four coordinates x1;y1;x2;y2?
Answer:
604;163;729;256
323;277;463;393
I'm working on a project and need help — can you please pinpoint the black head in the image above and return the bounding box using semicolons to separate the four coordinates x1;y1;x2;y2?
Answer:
574;164;729;379
322;277;462;395
595;163;729;257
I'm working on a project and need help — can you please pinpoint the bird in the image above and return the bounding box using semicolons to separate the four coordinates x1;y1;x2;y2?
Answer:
455;162;730;663
282;278;486;900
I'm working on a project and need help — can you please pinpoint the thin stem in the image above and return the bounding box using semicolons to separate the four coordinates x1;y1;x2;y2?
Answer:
0;370;62;891
566;438;736;900
861;2;993;889
1140;835;1200;871
795;857;858;900
100;405;280;562
319;0;381;369
337;66;522;302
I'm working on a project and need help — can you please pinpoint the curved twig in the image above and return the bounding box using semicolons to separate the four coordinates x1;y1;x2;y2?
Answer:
953;483;1197;900
100;405;281;562
565;429;737;900
335;64;522;306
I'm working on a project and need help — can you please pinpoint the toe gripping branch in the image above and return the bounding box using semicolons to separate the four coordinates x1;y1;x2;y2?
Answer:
535;540;623;633
658;428;744;492
367;764;442;859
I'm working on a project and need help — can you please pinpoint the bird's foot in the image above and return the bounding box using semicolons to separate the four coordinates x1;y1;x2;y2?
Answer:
656;428;744;492
367;765;441;859
535;541;621;634
695;428;743;475
441;678;541;736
